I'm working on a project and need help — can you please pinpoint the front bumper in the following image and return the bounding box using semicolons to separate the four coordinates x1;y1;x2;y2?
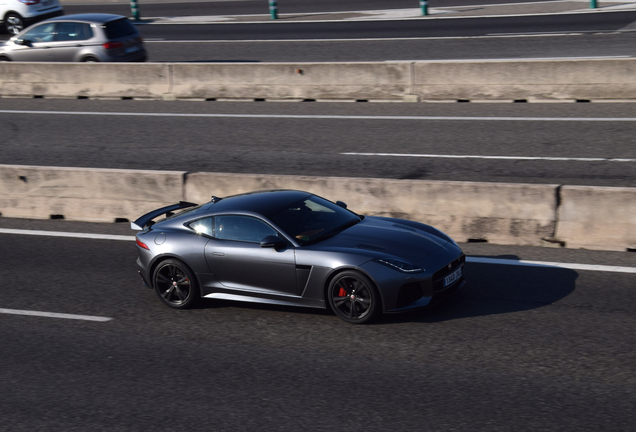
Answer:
359;241;466;313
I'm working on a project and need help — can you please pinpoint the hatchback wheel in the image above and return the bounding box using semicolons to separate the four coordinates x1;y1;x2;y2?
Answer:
328;271;381;324
5;13;24;35
153;259;199;309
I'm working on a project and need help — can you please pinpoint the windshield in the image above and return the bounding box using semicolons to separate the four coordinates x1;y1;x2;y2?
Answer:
270;195;361;245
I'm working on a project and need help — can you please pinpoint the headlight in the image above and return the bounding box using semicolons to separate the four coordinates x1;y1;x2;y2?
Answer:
374;258;423;273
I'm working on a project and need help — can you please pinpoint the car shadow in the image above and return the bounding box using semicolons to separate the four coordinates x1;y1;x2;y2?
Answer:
191;254;578;324
381;254;578;325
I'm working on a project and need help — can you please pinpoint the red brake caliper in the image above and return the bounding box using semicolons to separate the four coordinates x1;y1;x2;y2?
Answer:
338;287;347;297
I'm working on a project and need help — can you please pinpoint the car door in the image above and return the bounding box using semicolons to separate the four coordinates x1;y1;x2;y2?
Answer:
48;22;94;61
203;215;299;296
9;22;57;61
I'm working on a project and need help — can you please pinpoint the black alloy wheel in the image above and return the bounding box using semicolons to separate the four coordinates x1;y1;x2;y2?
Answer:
5;13;24;35
328;271;380;324
153;259;199;309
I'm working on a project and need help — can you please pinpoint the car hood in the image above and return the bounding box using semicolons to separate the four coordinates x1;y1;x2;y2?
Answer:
314;216;449;262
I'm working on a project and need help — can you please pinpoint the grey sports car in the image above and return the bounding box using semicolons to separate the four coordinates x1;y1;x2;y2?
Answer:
132;190;466;324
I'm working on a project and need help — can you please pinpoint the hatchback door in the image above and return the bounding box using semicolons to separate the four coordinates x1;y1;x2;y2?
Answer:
101;17;144;60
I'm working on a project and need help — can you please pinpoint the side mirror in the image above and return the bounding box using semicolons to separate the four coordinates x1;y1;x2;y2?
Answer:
260;235;286;249
16;39;31;46
336;201;347;209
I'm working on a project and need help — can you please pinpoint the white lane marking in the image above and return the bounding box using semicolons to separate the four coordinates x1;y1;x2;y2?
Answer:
1;228;634;274
467;257;636;274
341;152;636;163
2;111;636;122
0;228;134;241
0;308;112;322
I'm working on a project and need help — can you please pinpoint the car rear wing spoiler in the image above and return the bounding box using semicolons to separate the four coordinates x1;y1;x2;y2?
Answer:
131;201;198;231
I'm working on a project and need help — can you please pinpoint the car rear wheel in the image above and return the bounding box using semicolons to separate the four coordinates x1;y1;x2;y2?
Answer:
328;271;381;324
81;56;99;62
4;13;24;35
153;259;199;309
0;56;10;61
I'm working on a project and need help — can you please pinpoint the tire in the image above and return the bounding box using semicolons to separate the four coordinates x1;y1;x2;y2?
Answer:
81;57;99;62
5;13;24;35
152;259;199;309
0;56;10;62
328;271;381;324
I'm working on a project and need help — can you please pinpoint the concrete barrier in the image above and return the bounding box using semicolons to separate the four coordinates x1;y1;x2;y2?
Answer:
2;165;634;251
0;63;170;98
184;172;559;246
412;58;636;101
171;62;410;100
555;186;636;251
0;165;184;222
2;59;636;101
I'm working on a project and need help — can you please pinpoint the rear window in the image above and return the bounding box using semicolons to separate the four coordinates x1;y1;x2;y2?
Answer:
102;18;137;39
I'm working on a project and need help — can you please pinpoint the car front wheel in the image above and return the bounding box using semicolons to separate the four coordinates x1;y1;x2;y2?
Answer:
153;259;199;309
328;271;381;324
5;13;24;35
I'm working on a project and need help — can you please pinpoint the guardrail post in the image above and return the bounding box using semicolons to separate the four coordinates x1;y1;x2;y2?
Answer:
420;0;428;15
590;0;598;8
269;0;278;19
130;0;141;21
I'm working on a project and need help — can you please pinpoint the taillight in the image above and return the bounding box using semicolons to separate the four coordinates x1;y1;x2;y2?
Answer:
103;41;123;50
136;238;150;250
19;0;41;5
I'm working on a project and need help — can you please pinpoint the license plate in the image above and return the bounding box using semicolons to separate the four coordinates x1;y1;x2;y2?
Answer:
125;45;140;53
443;266;462;287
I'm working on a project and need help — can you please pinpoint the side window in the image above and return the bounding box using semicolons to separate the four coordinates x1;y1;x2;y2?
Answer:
189;217;214;237
55;22;93;41
215;215;278;243
20;22;56;43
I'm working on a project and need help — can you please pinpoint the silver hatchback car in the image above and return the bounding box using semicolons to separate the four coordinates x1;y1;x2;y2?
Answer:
0;13;146;62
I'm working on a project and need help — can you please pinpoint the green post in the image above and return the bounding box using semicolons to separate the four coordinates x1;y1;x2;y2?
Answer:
130;0;141;21
269;0;278;19
420;0;428;16
590;0;597;8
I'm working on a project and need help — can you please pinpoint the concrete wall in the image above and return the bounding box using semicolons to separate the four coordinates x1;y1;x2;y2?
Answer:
0;165;184;222
555;186;636;251
171;62;410;100
1;165;634;251
0;63;170;98
412;58;636;101
2;59;636;100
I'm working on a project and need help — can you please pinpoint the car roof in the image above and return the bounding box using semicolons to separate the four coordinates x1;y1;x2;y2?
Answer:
45;13;127;24
205;190;313;217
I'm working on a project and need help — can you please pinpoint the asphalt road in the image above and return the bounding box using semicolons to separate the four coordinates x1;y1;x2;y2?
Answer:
1;218;635;431
1;98;636;187
60;0;562;17
141;32;636;63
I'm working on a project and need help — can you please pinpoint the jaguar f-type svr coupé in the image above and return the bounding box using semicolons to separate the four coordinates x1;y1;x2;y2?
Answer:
132;190;466;324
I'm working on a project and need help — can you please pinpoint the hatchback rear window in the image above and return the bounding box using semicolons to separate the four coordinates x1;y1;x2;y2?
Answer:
102;18;137;39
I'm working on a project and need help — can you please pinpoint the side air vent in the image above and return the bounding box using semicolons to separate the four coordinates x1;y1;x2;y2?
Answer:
355;243;387;252
393;223;417;232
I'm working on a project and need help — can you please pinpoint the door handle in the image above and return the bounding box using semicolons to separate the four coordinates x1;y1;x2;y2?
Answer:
212;252;225;257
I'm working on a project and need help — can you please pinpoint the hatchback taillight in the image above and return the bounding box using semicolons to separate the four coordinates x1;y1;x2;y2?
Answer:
136;239;150;250
103;41;123;50
19;0;41;4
